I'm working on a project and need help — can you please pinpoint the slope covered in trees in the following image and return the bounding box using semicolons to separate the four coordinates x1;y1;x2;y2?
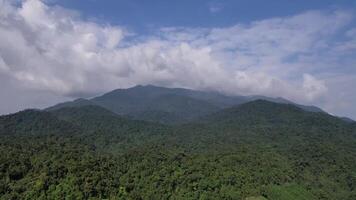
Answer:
1;99;356;199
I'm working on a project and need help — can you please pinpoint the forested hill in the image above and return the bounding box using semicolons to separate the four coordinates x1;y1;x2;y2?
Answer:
200;100;352;127
0;109;79;136
1;99;356;199
46;85;325;124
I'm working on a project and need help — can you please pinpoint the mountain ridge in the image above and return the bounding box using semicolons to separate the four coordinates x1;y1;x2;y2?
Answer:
45;85;327;124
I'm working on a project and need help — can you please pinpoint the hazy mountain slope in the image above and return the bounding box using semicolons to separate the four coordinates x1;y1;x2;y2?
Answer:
200;100;338;127
46;98;97;111
50;105;167;133
48;85;222;123
51;105;120;125
91;86;220;115
246;96;324;113
125;94;221;123
95;85;247;108
45;85;326;124
145;85;249;107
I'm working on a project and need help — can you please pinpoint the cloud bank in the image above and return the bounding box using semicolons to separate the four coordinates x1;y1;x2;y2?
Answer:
0;0;356;118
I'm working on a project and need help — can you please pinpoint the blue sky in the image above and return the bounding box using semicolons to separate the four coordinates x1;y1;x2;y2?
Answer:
53;0;356;32
0;0;356;119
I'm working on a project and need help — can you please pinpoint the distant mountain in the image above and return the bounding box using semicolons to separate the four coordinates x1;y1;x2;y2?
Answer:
91;86;221;123
46;85;325;124
46;85;226;123
46;98;98;111
246;96;325;113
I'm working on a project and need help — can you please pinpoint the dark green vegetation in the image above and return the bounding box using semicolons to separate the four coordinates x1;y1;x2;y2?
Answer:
1;86;356;199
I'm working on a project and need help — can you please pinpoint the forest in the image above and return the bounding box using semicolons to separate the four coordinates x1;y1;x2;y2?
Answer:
1;87;356;200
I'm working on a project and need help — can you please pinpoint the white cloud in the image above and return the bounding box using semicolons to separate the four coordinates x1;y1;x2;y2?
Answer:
0;0;355;118
302;74;328;102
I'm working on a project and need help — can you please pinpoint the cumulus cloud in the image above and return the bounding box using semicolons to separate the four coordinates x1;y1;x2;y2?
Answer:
0;0;356;117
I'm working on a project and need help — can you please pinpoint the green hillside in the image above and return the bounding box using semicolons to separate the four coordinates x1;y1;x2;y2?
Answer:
1;99;356;199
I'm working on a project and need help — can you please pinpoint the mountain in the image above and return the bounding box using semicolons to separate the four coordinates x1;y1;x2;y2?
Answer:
50;105;170;134
246;96;324;113
47;85;226;123
2;98;356;199
0;109;79;136
91;87;221;123
46;85;325;123
200;100;341;127
177;100;356;151
46;98;98;111
49;105;171;153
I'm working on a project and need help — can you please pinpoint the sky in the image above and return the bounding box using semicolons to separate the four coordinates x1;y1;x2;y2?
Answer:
0;0;356;119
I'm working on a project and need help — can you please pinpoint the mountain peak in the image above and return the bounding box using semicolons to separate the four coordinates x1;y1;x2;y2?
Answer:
131;84;163;89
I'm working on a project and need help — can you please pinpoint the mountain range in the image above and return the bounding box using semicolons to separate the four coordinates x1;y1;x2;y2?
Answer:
46;85;326;124
1;85;356;199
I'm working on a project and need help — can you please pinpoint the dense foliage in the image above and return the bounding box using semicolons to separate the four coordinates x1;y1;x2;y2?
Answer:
1;99;356;199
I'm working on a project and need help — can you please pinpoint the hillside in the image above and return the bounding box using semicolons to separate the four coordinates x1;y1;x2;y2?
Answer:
47;85;222;123
46;85;325;124
46;98;97;111
2;99;356;199
200;100;345;127
50;105;171;153
0;109;79;136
